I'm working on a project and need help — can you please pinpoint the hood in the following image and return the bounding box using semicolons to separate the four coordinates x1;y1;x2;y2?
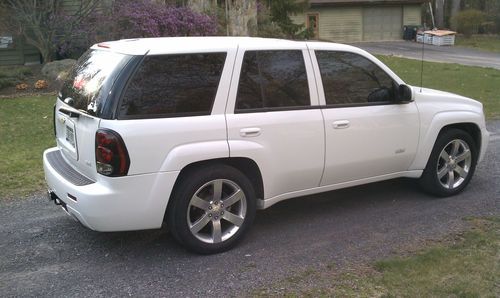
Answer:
412;86;483;110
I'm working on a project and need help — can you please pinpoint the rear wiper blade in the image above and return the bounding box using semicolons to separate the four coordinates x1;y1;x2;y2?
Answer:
59;107;80;118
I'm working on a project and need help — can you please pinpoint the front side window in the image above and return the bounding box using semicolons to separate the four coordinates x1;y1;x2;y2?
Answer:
236;50;310;111
119;53;226;118
316;51;396;106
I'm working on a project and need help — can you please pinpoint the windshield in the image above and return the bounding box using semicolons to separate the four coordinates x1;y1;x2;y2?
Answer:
59;49;131;116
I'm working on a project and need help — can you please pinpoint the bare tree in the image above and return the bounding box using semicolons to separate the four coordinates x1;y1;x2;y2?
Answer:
0;0;99;63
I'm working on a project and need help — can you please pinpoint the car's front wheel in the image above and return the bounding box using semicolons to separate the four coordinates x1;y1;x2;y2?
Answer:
167;164;256;254
419;128;478;197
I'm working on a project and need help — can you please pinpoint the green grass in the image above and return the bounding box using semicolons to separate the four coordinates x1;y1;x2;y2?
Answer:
371;218;500;297
254;217;500;297
455;34;500;53
378;55;500;119
0;95;55;199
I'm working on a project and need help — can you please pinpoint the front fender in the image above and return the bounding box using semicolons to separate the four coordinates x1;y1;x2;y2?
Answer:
409;110;486;170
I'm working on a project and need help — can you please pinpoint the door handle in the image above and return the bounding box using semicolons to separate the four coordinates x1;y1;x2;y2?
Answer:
332;120;350;129
240;127;261;137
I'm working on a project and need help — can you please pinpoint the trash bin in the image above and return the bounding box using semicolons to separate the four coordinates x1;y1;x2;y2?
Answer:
403;25;419;41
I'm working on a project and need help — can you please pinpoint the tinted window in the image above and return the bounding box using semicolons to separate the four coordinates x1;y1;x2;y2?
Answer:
236;50;310;111
60;49;131;116
316;51;395;106
120;53;226;118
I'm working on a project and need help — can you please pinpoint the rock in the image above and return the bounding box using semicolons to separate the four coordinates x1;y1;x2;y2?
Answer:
41;59;76;80
57;70;71;81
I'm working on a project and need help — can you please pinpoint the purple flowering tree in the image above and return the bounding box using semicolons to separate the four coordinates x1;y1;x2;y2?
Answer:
1;0;219;61
89;0;218;42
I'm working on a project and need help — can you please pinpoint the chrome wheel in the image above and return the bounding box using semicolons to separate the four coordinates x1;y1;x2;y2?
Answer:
436;139;472;190
187;179;247;244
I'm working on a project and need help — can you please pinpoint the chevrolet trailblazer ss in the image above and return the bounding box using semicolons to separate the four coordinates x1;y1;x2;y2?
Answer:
44;37;489;253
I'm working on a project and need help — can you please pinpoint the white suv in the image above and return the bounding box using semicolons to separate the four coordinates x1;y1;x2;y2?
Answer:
43;37;489;253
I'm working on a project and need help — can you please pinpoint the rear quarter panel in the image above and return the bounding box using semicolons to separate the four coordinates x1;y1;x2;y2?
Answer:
100;115;229;174
100;47;237;175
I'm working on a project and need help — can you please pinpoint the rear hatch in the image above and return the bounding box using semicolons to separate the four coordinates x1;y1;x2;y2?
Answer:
55;49;133;180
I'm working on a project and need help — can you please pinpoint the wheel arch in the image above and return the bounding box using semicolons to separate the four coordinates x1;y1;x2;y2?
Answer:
410;111;483;170
439;122;481;154
164;157;264;221
417;124;479;196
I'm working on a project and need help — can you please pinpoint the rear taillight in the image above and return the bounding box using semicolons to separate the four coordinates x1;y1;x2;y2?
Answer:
95;129;130;177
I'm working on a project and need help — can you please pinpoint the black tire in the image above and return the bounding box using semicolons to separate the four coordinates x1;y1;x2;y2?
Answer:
419;128;478;197
167;164;256;254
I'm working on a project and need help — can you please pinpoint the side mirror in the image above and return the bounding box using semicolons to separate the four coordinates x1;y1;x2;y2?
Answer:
368;87;392;102
396;84;413;103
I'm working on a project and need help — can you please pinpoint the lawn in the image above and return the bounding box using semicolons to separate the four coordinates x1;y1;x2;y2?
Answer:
378;55;500;119
0;95;55;199
455;34;500;53
370;217;499;297
255;217;500;297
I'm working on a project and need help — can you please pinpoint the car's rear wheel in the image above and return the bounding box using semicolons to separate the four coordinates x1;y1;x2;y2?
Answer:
419;128;477;197
167;164;256;254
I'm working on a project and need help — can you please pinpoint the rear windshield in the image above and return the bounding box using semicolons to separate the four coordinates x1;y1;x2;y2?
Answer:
59;49;131;116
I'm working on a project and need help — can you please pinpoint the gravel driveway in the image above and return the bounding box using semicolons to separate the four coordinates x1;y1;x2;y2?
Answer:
1;122;499;297
353;41;500;70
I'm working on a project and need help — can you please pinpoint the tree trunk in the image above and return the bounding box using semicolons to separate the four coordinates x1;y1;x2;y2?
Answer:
22;32;54;63
31;40;54;63
434;0;445;29
187;0;215;12
40;48;53;64
450;0;460;16
227;0;258;36
449;0;461;30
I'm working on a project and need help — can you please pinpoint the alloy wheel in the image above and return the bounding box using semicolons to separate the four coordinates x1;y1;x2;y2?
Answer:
436;139;472;190
187;179;247;244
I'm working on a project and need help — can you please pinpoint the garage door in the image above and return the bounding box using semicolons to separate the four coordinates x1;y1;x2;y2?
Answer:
363;6;403;41
316;7;363;42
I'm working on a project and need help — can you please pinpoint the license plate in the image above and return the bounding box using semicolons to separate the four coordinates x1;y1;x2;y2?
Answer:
66;126;75;147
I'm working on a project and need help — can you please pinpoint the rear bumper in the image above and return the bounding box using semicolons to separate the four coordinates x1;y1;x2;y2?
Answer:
43;147;180;232
47;189;87;226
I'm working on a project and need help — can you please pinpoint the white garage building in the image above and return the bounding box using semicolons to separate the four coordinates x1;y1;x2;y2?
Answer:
291;0;424;42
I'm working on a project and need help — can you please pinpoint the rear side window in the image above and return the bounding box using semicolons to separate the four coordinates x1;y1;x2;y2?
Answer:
236;50;310;112
315;51;395;106
119;53;226;118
